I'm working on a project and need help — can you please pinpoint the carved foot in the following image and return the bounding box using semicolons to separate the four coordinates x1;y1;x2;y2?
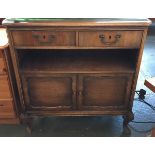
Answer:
25;119;33;134
39;117;47;132
121;125;131;136
122;111;134;136
20;114;33;135
123;111;134;126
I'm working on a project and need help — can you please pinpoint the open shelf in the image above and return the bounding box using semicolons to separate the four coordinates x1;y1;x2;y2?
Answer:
17;49;137;74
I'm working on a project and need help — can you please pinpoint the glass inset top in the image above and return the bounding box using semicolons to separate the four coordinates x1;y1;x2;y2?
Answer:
6;18;149;23
3;18;151;27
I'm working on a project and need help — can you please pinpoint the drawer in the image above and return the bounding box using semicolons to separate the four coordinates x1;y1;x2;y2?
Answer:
0;99;15;118
0;58;6;74
11;31;76;47
79;31;143;48
0;75;11;99
0;50;6;74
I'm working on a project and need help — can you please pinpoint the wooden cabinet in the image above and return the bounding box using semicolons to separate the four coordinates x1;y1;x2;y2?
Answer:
3;18;151;132
0;28;19;124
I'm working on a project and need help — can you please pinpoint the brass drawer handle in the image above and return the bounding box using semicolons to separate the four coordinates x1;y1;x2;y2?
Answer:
78;91;83;96
99;34;121;45
32;32;56;44
73;91;76;95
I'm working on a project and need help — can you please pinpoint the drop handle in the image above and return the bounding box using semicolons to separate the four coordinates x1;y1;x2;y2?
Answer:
78;91;83;96
32;32;56;44
99;34;121;45
72;91;76;95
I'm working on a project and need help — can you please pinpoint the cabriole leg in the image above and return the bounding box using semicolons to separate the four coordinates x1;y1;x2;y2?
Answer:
20;114;33;135
122;111;134;136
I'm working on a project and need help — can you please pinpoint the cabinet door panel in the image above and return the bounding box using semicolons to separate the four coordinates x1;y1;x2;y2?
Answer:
78;74;133;110
22;74;76;111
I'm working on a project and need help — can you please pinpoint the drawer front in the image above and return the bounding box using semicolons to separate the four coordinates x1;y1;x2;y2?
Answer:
0;99;15;118
79;31;143;48
0;58;6;74
11;31;76;46
0;50;6;74
0;76;11;99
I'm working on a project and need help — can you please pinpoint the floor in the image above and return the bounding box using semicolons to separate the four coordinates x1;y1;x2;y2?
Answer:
0;29;155;137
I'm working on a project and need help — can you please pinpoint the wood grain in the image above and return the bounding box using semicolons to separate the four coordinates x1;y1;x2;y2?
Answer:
11;30;76;46
0;75;11;99
79;31;143;48
78;74;133;110
0;29;19;124
22;74;76;111
0;99;15;118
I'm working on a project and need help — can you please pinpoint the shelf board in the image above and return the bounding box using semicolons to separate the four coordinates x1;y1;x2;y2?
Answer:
19;51;136;74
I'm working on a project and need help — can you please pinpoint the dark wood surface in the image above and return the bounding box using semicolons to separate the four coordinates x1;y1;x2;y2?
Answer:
4;19;151;131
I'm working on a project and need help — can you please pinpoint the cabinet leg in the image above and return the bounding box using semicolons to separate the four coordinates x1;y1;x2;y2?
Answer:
25;118;33;134
122;111;134;136
20;114;33;135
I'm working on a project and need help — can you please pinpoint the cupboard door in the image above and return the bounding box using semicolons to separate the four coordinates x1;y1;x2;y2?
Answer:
22;74;76;111
78;74;133;110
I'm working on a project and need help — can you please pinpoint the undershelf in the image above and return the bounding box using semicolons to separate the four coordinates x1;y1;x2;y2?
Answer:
18;49;137;74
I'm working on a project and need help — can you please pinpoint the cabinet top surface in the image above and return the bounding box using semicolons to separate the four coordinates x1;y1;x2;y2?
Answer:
3;18;151;27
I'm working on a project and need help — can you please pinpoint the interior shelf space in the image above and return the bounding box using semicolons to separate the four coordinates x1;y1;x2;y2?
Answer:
17;49;138;74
